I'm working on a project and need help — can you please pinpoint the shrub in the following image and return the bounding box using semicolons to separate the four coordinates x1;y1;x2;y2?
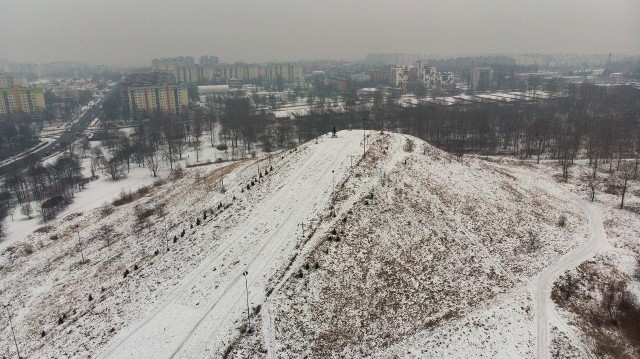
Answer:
154;249;159;255
558;214;567;227
304;263;310;270
196;218;201;225
58;317;64;325
314;262;320;269
88;294;93;301
172;164;185;180
100;202;115;216
41;330;46;338
134;205;156;224
123;269;130;278
173;236;177;243
112;190;134;206
134;264;139;270
331;228;337;235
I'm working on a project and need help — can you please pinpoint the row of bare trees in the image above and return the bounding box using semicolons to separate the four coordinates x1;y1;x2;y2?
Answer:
2;153;84;223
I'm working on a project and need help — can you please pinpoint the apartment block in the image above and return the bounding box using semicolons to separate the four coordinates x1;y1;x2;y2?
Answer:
0;85;46;114
218;64;265;83
470;67;493;91
390;67;409;89
122;72;187;117
265;63;303;84
0;73;29;88
127;85;188;116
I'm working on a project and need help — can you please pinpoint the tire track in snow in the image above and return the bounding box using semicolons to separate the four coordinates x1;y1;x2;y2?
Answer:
98;148;313;358
170;138;355;357
99;132;367;358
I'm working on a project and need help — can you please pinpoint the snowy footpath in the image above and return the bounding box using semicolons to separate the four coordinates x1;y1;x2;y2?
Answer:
98;131;373;358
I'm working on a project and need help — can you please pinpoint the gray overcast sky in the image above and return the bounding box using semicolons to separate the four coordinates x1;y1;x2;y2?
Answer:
1;0;639;66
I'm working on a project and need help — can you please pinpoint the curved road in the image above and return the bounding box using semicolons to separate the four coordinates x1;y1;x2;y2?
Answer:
535;196;607;358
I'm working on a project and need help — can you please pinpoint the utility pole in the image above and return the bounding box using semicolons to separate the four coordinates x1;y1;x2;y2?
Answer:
299;222;305;238
363;118;366;157
242;271;251;334
331;170;336;217
350;155;355;168
76;227;85;264
5;305;21;359
164;218;169;251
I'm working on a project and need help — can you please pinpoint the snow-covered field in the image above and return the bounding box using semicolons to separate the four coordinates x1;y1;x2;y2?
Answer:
1;131;638;358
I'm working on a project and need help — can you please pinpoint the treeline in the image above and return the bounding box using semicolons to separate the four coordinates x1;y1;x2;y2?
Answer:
0;111;41;160
2;153;84;222
388;83;640;171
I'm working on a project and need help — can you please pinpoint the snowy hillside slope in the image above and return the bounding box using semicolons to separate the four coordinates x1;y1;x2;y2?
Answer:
0;131;592;358
0;130;377;358
229;135;589;358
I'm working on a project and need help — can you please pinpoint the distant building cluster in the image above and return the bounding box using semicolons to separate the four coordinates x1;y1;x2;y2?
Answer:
217;62;303;85
0;73;45;115
390;64;455;90
367;53;429;66
121;72;188;118
152;56;215;84
150;55;302;87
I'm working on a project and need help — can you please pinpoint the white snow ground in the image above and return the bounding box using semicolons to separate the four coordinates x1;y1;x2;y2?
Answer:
2;131;636;359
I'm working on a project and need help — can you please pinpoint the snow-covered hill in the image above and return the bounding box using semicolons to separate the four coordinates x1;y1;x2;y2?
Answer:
0;131;592;358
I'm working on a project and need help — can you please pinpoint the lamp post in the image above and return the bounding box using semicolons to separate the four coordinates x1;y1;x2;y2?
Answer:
242;271;251;333
299;222;305;238
76;226;85;264
5;305;21;359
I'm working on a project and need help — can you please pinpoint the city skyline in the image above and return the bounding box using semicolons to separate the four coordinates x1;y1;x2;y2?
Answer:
1;0;639;66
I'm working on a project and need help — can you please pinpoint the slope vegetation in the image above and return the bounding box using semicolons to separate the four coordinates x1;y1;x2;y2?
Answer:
0;131;589;358
231;134;588;358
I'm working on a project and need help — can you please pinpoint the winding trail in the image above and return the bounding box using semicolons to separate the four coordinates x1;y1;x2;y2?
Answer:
535;196;607;359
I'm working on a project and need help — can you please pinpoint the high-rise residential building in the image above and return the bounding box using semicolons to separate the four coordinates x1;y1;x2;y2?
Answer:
265;63;303;84
218;63;265;83
121;72;188;117
127;85;188;116
200;55;219;68
175;65;204;84
152;56;206;84
1;62;42;78
390;67;409;89
0;73;29;88
202;67;215;82
470;67;493;91
0;85;46;114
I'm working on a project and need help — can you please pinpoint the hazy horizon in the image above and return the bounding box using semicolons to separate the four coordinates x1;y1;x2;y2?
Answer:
1;0;639;66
